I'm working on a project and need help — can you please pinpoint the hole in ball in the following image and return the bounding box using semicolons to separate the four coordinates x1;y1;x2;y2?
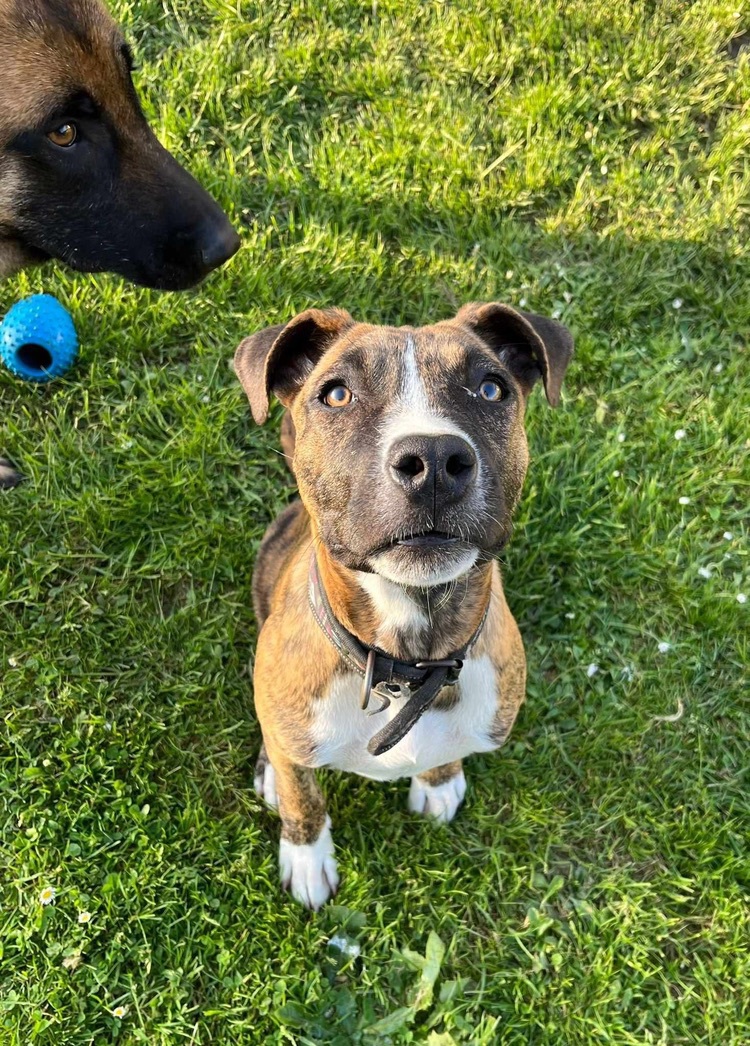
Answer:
16;343;53;373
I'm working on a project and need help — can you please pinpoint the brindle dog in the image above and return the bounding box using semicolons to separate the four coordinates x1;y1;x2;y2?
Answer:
0;0;240;488
234;303;573;908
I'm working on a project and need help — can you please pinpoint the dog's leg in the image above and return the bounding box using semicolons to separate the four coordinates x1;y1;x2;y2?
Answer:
408;761;466;824
253;742;278;809
268;746;338;909
0;458;22;489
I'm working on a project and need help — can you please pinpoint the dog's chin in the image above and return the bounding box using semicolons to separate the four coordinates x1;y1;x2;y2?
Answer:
127;269;207;292
367;542;479;589
61;255;207;292
23;238;208;291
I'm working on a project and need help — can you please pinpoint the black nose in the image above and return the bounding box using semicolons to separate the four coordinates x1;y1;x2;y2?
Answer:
388;434;477;501
197;218;241;273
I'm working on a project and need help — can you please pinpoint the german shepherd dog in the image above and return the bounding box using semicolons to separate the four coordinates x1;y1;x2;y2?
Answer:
0;0;241;488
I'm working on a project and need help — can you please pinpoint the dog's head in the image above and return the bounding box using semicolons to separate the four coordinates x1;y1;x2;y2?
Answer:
0;0;239;288
235;304;573;588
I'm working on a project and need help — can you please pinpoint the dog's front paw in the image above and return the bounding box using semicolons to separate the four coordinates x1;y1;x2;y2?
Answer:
0;459;23;489
254;757;278;810
408;770;466;824
279;817;339;910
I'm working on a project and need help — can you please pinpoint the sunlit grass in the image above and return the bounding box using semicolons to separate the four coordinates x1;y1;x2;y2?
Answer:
1;0;748;1042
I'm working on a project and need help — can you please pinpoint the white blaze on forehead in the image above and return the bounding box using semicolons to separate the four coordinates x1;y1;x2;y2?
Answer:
400;335;429;411
379;336;479;451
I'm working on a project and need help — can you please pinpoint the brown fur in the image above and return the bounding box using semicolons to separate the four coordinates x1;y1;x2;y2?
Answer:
235;303;572;907
270;754;328;847
253;527;527;749
0;0;129;274
251;304;573;466
279;412;296;469
419;761;464;787
251;509;528;879
252;529;342;768
0;0;238;283
472;564;528;746
0;0;238;489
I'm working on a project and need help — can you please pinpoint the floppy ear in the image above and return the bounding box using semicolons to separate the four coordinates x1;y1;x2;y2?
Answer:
454;302;573;406
233;308;355;424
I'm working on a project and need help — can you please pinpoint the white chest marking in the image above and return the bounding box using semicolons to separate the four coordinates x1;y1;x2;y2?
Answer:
356;571;429;645
310;654;498;781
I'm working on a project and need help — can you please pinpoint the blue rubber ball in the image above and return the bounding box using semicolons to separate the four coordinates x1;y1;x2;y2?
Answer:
0;294;79;383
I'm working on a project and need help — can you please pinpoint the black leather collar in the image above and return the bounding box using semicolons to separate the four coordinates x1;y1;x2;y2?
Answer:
308;554;489;757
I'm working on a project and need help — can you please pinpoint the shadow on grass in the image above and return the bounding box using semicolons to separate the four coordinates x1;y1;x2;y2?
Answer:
1;169;746;827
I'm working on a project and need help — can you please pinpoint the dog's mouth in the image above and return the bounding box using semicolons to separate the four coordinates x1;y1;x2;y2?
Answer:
368;530;463;556
366;530;479;587
394;530;461;549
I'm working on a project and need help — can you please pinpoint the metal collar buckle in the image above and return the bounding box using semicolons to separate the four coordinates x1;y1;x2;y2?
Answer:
415;658;463;684
361;650;407;715
360;653;464;715
361;649;377;711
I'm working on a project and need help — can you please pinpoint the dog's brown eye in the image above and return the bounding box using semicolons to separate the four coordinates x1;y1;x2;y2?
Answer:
323;385;352;408
479;379;503;402
47;123;77;147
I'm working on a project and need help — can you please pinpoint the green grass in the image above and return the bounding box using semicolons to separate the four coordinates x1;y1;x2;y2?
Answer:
1;0;749;1042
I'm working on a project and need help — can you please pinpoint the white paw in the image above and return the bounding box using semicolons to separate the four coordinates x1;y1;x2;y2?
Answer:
254;759;278;809
0;459;21;489
408;770;466;824
279;817;339;910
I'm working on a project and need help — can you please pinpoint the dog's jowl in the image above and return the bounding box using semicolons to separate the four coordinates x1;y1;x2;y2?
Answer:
235;303;573;909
